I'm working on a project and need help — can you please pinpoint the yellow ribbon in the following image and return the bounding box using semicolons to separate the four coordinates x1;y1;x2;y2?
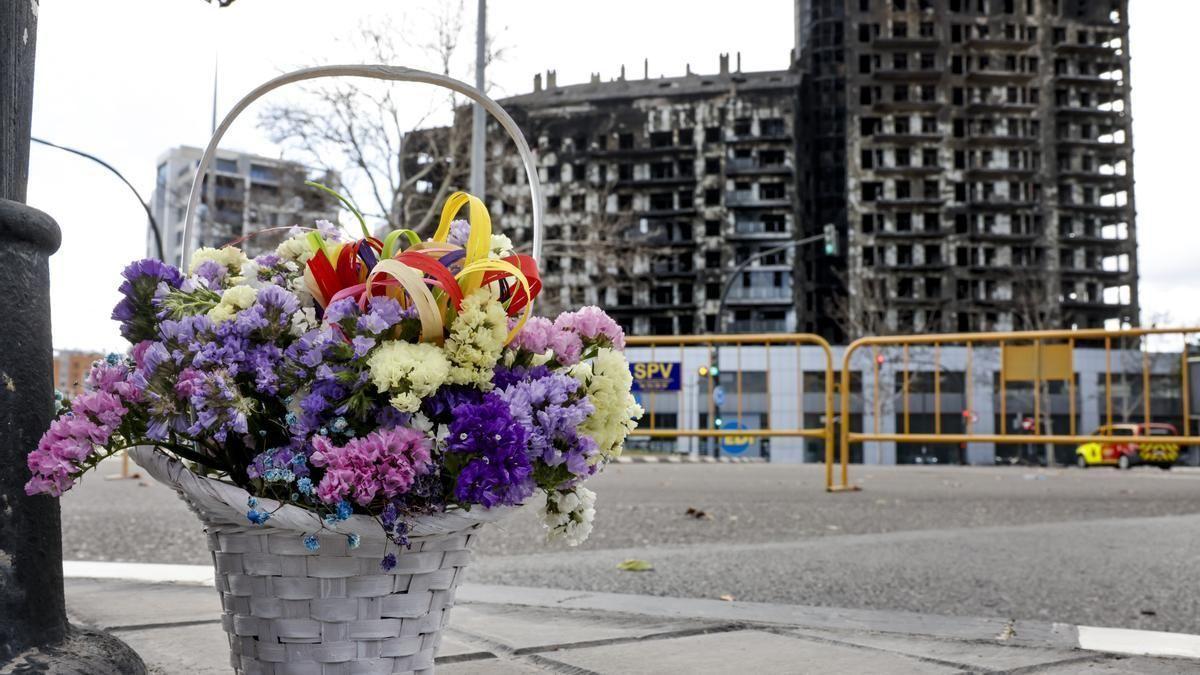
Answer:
433;192;492;296
454;258;533;344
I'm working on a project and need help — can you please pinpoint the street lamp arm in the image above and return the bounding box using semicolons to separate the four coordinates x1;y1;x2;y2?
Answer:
31;137;165;261
718;233;826;332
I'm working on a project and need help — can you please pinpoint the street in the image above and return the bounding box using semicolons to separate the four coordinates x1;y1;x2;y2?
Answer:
62;460;1200;636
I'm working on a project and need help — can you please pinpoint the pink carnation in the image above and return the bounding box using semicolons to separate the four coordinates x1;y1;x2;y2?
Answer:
553;306;626;350
310;427;433;507
510;316;584;366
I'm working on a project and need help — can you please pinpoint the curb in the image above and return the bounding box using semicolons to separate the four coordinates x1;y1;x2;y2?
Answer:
613;455;766;464
62;563;1200;661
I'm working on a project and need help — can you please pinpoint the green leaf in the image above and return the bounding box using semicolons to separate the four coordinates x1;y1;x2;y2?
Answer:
617;559;654;572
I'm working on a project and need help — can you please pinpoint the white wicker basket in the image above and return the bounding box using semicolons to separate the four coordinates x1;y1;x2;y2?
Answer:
136;64;545;674
130;447;516;675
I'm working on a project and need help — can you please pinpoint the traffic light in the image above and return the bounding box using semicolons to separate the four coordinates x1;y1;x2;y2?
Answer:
823;223;838;256
697;365;709;377
710;365;720;377
714;416;724;428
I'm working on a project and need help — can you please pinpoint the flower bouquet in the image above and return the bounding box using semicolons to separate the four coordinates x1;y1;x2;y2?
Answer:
27;67;642;674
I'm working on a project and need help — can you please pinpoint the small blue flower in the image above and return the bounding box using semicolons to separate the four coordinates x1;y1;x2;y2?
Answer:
297;477;313;496
105;353;120;365
380;553;397;571
263;468;295;484
285;411;298;427
331;417;349;434
246;509;270;525
247;496;258;508
347;533;361;549
337;500;352;520
303;534;320;552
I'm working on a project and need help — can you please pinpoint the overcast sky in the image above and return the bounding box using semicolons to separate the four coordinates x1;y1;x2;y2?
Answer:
27;0;1198;351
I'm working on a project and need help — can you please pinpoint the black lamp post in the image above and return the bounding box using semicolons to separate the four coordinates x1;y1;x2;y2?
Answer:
0;4;144;670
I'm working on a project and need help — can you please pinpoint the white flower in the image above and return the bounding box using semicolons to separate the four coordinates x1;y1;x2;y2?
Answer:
571;348;643;460
489;234;515;258
275;235;314;264
290;307;318;337
543;487;596;546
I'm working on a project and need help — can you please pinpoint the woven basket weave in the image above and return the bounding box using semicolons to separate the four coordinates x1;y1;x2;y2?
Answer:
130;447;515;674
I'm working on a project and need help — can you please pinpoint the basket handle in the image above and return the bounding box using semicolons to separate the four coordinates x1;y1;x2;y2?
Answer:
180;64;543;270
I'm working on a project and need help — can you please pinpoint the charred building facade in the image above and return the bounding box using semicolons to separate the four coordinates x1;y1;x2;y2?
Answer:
469;0;1138;339
489;62;802;337
801;0;1137;338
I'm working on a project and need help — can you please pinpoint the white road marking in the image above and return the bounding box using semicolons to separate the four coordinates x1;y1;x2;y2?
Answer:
1078;625;1200;659
63;560;214;586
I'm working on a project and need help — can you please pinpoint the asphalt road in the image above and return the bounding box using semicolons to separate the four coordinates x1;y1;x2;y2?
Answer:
61;460;1200;634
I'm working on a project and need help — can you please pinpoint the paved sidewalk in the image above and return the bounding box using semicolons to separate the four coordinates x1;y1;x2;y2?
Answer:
65;570;1200;674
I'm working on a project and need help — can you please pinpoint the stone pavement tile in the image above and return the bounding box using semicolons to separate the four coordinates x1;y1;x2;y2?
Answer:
437;632;496;659
787;627;1086;670
448;603;722;651
437;657;548;674
541;628;961;674
66;578;221;629
1030;654;1200;674
111;623;230;675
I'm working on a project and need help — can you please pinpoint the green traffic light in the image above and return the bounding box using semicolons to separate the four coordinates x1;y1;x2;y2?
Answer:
714;417;724;428
710;366;720;377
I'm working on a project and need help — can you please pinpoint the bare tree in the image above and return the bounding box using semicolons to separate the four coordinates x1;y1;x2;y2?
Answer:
257;8;490;237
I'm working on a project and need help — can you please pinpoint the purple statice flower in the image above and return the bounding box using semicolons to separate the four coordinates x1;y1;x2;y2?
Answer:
356;296;410;335
84;359;143;403
25;391;130;496
380;553;397;571
112;258;183;343
500;372;599;482
492;364;550;391
446;393;533;508
447;219;471;247
309;427;433;507
323;297;360;325
192;259;227;289
421;385;483;424
184;369;250;443
554;306;626;350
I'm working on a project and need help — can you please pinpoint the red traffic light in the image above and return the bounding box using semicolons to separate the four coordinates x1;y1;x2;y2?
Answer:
875;353;886;365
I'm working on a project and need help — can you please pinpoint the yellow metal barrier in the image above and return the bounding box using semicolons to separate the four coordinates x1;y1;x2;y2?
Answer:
835;327;1200;490
624;334;839;489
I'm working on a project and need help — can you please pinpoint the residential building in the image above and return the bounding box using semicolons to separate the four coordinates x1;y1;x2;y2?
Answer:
52;350;102;397
150;146;340;264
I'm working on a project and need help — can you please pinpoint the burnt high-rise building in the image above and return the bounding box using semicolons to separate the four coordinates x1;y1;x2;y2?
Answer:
463;0;1139;339
799;0;1137;339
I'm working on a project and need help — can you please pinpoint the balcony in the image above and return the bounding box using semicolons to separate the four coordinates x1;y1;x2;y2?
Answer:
964;166;1038;178
966;227;1039;242
726;157;794;176
964;70;1037;84
1057;171;1130;185
1055;105;1124;118
870;100;945;114
872;69;943;83
965;101;1037;114
868;132;942;144
617;175;697;188
725;286;794;303
1055;74;1123;87
727;319;789;333
873;196;944;208
730;221;792;239
1061;232;1128;247
872;35;940;49
726;192;791;209
872;165;943;176
726;132;792;145
963;37;1037;51
1056;201;1127;213
963;134;1039;146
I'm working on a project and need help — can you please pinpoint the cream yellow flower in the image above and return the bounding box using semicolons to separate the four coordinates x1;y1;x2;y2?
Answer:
367;341;450;412
572;347;643;460
206;285;258;324
190;246;249;275
444;289;508;387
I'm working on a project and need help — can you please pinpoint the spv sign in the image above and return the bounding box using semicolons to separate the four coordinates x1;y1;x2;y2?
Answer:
629;362;681;392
